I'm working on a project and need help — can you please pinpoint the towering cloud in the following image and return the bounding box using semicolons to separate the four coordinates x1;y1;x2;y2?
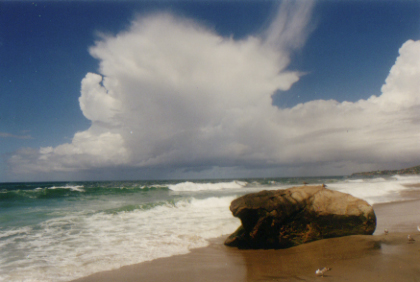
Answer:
8;3;420;179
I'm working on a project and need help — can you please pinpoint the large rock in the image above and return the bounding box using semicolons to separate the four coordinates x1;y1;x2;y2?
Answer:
225;185;376;249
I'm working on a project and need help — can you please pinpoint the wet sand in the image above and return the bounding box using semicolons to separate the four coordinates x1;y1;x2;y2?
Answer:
71;196;420;282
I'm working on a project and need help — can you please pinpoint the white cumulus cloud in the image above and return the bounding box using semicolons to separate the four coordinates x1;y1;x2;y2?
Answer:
8;3;420;179
79;73;122;124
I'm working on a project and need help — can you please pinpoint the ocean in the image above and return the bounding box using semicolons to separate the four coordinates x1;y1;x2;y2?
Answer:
1;175;420;282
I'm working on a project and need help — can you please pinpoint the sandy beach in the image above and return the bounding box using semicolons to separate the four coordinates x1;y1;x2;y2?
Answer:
71;192;420;282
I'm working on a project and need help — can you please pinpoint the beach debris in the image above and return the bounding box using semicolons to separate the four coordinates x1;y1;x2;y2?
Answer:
417;225;420;232
315;267;331;277
384;229;388;235
322;183;327;188
407;235;415;243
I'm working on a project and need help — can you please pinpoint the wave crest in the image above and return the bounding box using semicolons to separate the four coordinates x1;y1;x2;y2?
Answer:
168;181;247;192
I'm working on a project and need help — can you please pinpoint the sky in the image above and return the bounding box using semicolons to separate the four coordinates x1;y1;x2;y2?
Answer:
1;0;420;182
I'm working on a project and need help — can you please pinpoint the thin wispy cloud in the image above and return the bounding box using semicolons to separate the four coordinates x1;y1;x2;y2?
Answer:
0;132;33;140
264;0;315;52
8;2;420;179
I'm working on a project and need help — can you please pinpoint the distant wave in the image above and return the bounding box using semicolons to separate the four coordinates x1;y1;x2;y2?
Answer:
168;180;247;192
0;184;170;202
345;177;388;183
48;185;85;192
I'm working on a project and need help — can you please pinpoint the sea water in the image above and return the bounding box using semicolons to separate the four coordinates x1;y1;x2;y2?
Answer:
1;175;420;282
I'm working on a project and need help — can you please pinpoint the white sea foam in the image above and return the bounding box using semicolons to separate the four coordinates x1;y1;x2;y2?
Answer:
139;184;168;189
168;181;247;191
48;185;85;192
328;176;415;205
0;196;240;282
392;174;420;184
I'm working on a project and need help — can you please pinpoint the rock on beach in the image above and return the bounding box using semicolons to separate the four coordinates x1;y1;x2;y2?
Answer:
225;185;376;249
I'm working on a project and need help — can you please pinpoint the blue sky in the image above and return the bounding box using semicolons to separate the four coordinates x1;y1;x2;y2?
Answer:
1;0;420;182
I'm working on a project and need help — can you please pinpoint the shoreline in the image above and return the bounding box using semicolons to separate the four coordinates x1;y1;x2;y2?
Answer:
71;197;420;282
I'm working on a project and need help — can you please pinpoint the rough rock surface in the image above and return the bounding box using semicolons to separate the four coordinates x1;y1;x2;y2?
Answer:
225;185;376;249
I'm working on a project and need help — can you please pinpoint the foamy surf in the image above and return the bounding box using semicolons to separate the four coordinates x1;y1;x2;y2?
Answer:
328;175;420;205
168;180;247;191
0;196;240;282
1;176;419;282
49;185;85;192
